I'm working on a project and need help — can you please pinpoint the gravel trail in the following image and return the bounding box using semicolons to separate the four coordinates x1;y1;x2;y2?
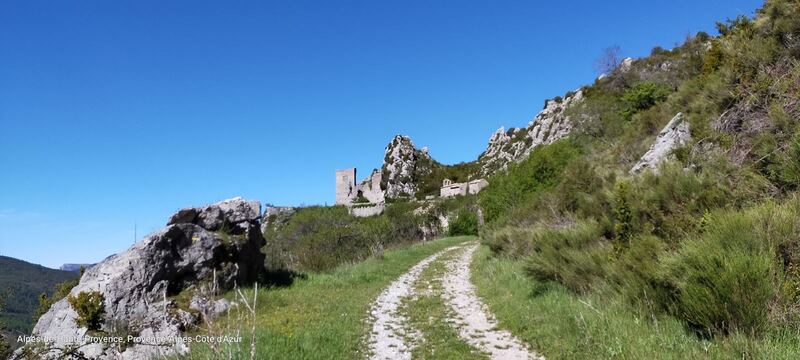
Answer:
366;246;459;360
366;242;542;360
440;244;543;360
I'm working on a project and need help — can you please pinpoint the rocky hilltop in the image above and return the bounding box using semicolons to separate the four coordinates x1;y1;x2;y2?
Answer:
380;135;440;199
23;197;265;360
478;90;584;175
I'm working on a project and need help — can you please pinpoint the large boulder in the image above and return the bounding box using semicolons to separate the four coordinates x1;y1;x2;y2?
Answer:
22;197;265;360
631;113;692;174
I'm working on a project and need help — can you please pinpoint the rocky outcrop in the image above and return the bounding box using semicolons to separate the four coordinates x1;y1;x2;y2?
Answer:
479;90;583;175
381;135;438;199
25;197;265;360
631;113;692;173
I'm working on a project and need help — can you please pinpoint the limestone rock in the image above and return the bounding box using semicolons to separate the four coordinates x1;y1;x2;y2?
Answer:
381;135;438;199
168;196;260;232
189;296;232;320
25;197;265;360
479;90;583;175
631;113;692;174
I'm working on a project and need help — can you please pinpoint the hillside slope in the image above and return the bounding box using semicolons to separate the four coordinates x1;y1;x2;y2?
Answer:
0;256;78;336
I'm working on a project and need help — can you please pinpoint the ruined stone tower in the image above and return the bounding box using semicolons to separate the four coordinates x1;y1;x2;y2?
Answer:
335;168;357;205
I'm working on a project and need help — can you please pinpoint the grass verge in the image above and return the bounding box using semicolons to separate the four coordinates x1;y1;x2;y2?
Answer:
185;236;474;359
471;246;800;360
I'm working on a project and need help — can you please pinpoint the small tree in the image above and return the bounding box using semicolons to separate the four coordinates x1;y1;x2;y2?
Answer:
68;291;106;331
594;45;622;75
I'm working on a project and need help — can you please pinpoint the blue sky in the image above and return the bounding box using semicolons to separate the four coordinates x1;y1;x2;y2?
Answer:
0;0;763;268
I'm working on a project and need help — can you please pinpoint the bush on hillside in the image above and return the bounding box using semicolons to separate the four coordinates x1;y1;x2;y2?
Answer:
68;291;106;331
479;140;580;225
263;203;438;273
525;221;611;294
448;208;478;236
628;164;733;242
35;269;82;322
663;200;800;336
483;227;536;259
620;82;672;120
609;234;672;312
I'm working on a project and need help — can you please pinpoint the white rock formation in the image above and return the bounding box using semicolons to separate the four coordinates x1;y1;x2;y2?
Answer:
381;135;435;198
479;90;583;175
22;198;266;360
631;113;692;173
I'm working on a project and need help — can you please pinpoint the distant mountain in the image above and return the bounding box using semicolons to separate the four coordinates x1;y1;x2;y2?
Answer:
0;256;79;336
59;263;93;273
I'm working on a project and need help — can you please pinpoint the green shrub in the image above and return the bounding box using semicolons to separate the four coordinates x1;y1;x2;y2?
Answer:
628;164;732;242
68;291;106;331
448;208;479;236
480;140;580;224
482;227;535;258
662;201;800;336
610;235;672;311
620;82;672;120
35;270;82;322
703;40;726;74
525;221;611;293
263;203;434;273
613;181;633;252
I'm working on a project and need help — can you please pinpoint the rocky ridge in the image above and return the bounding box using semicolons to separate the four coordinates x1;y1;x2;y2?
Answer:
478;90;584;175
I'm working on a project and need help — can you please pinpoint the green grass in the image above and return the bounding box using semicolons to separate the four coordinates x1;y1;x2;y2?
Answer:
185;236;474;360
471;246;800;360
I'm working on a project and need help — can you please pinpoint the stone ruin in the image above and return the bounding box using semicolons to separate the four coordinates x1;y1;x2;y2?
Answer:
335;168;386;217
439;178;489;198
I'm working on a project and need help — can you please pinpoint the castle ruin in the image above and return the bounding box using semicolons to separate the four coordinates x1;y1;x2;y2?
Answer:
335;168;385;206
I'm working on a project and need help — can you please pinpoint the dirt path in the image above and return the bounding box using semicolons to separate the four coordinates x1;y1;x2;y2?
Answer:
366;246;459;360
441;244;542;360
366;242;542;360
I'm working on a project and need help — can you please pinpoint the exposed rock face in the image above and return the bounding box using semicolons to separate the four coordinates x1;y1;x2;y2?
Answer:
631;113;692;173
26;197;265;360
381;135;438;199
479;90;583;175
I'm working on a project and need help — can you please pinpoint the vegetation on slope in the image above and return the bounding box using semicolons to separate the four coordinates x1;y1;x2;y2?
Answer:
262;202;440;273
0;256;78;336
472;246;800;359
477;0;800;355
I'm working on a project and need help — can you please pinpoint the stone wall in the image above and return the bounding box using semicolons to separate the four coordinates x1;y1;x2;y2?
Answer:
440;182;468;198
349;203;385;217
440;178;489;198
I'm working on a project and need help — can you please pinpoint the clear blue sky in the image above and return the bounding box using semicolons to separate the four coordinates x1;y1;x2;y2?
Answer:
0;0;762;268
